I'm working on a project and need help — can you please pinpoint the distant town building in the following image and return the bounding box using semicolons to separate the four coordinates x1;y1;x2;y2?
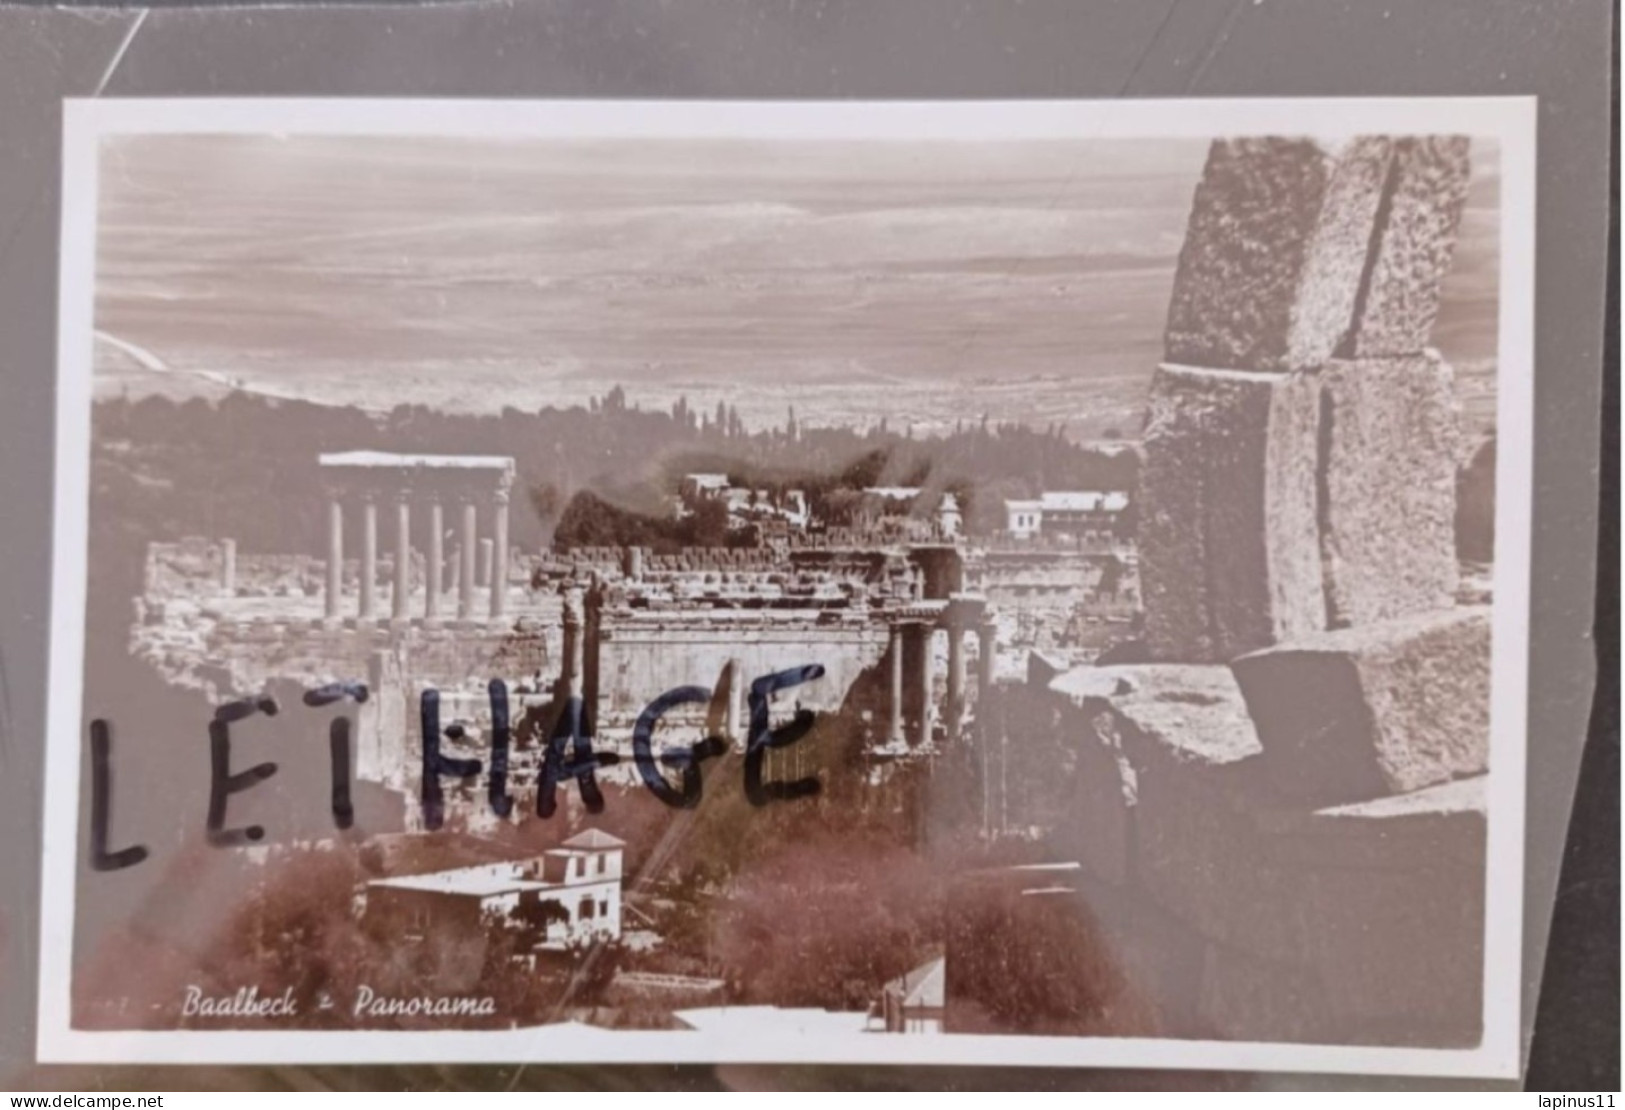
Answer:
679;473;731;501
363;829;625;952
721;486;810;530
862;486;922;503
1003;491;1130;542
679;472;810;531
852;486;965;543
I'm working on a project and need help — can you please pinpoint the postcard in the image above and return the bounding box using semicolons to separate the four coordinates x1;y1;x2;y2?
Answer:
40;97;1534;1076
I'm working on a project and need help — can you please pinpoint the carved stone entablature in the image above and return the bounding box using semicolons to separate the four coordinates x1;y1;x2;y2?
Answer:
316;452;518;626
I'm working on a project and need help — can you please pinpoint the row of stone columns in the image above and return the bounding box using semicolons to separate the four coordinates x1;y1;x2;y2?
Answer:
883;614;996;747
323;490;511;625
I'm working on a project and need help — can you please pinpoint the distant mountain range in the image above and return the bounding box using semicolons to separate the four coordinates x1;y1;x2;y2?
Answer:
92;133;1500;420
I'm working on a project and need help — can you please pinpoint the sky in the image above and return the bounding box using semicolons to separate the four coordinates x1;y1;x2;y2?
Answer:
90;133;1500;431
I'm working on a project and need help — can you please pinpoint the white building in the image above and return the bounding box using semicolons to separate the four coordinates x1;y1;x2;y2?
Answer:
679;473;731;501
722;486;810;530
1003;491;1130;542
680;473;811;531
364;828;625;951
862;486;922;503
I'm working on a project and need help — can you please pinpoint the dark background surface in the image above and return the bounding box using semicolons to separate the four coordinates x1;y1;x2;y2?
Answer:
0;0;1615;1091
1525;9;1619;1087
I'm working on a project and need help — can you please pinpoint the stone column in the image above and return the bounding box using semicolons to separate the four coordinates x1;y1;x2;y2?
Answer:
724;657;744;746
562;588;586;700
458;498;477;621
324;498;343;624
887;622;905;747
478;538;494;589
976;618;997;701
945;621;966;739
425;499;443;624
360;496;378;621
392;494;411;626
490;488;511;620
219;538;237;598
914;622;934;747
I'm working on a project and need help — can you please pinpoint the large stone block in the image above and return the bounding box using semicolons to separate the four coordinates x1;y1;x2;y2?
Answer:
1317;352;1462;627
1197;777;1486;1049
1140;364;1324;662
997;673;1138;886
1455;433;1497;564
1072;709;1138;887
1346;136;1473;358
1067;666;1487;1046
1086;666;1298;957
1256;773;1487;871
1094;664;1264;772
1196;940;1332;1044
1275;777;1486;1044
1230;607;1491;805
1165;136;1394;372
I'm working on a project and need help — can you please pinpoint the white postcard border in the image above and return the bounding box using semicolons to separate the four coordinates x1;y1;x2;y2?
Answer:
41;96;1538;1078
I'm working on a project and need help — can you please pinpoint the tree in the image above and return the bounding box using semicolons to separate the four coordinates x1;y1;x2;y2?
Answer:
509;897;571;943
944;478;975;534
528;482;564;524
685;497;730;547
559;937;627;1007
1096;554;1124;596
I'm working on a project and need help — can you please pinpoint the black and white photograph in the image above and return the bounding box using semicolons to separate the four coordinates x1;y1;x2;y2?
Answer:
38;98;1535;1076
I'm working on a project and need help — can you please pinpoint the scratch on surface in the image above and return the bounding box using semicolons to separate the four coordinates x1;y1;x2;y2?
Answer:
1186;0;1248;92
1118;0;1182;96
93;6;148;97
0;8;147;278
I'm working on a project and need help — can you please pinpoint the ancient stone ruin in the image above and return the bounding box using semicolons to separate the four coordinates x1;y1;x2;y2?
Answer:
1013;135;1489;1045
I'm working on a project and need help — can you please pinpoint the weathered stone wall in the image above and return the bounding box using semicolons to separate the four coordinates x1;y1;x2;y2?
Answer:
544;546;791;577
955;133;1490;1047
544;544;928;595
590;611;890;729
968;547;1140;615
143;538;232;599
970;668;1485;1045
145;545;505;603
136;616;553;703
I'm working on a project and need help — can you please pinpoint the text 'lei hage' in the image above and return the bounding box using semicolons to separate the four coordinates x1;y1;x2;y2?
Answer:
87;665;827;872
